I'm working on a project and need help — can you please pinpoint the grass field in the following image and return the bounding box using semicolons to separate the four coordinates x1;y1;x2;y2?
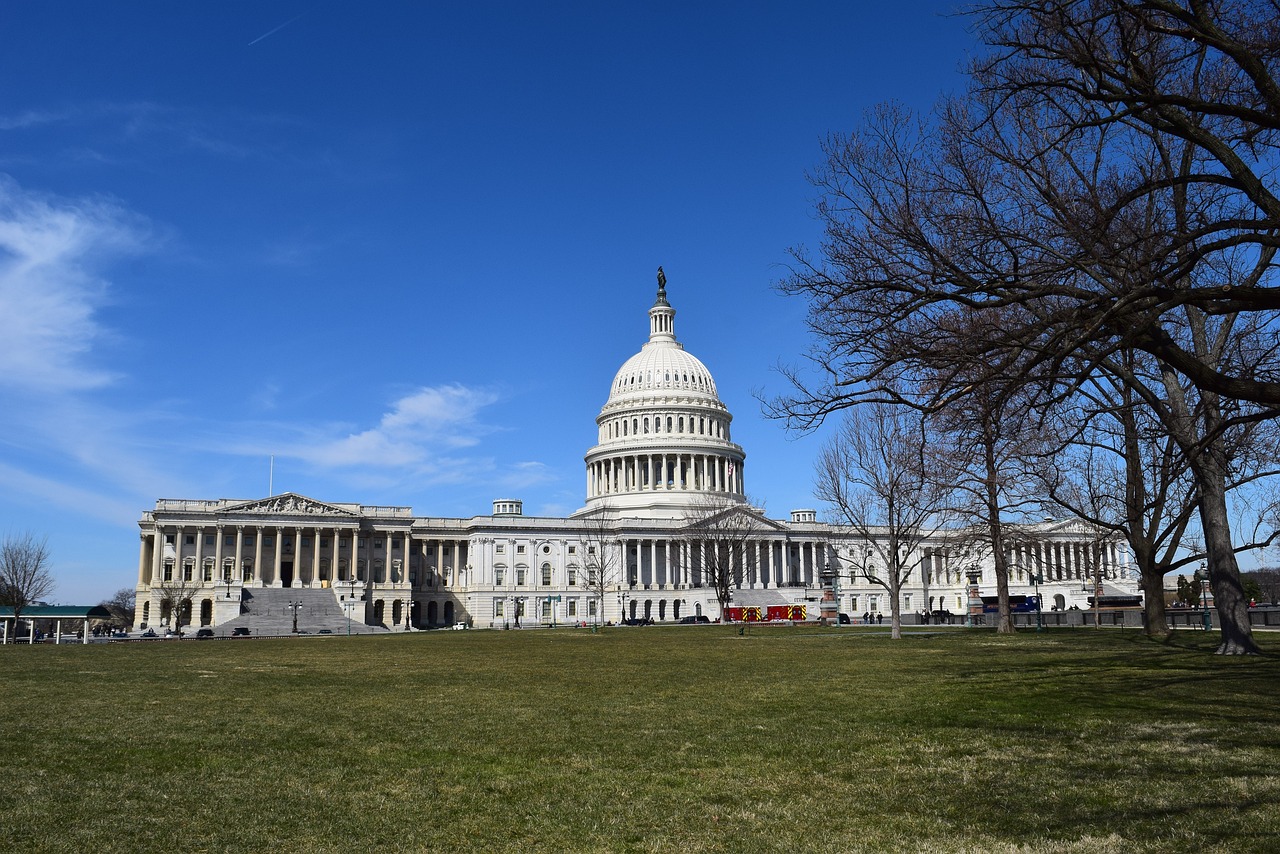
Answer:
2;625;1277;853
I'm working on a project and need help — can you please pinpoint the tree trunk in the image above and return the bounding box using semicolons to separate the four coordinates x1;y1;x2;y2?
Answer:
1195;457;1259;654
1138;565;1172;641
985;438;1014;633
889;575;902;640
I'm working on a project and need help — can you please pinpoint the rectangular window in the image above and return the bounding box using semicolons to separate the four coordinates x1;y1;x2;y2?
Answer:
374;539;383;549
321;538;329;548
359;539;368;549
568;598;578;617
850;596;858;612
516;568;526;586
903;594;912;610
495;545;505;554
226;535;235;546
203;562;213;582
392;540;400;550
185;535;195;545
182;563;193;582
165;534;175;545
568;569;576;586
494;599;505;617
541;566;552;585
302;537;312;547
205;535;214;546
163;563;173;582
587;546;596;554
517;545;526;554
588;568;598;585
568;546;576;555
541;599;552;619
588;599;598;617
495;568;506;586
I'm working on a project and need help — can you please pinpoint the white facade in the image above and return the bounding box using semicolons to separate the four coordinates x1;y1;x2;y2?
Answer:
134;274;1138;632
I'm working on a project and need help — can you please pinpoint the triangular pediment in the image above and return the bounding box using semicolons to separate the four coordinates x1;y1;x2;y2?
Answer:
681;503;787;533
222;492;360;517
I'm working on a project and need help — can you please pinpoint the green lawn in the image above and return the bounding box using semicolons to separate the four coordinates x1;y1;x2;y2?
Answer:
2;626;1277;853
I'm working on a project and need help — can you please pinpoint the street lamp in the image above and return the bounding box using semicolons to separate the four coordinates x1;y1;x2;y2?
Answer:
343;599;355;636
549;594;562;628
288;600;303;634
1028;570;1044;632
1194;563;1212;631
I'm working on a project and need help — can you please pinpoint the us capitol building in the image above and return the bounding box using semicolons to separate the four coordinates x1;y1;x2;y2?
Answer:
133;273;1137;633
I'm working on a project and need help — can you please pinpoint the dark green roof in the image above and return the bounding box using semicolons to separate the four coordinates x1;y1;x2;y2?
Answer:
0;605;113;619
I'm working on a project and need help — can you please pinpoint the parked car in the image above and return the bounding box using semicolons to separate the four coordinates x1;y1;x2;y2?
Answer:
838;613;852;625
140;629;158;638
451;622;468;630
195;628;215;639
621;617;649;626
679;615;711;624
317;629;333;635
231;627;251;637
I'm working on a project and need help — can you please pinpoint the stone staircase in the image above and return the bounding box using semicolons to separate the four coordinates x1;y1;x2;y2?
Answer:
214;587;390;638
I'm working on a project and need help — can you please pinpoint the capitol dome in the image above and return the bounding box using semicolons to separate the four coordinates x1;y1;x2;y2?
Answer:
579;270;747;517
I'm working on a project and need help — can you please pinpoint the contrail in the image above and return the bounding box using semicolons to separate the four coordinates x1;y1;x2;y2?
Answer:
247;7;314;47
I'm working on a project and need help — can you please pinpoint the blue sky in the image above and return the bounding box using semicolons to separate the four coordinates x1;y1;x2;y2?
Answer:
0;1;977;603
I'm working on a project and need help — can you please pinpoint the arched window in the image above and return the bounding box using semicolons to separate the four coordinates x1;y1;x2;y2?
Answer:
679;417;684;432
667;416;672;432
541;563;553;585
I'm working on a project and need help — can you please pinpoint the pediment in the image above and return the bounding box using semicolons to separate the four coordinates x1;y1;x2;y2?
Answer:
223;493;359;517
682;503;787;533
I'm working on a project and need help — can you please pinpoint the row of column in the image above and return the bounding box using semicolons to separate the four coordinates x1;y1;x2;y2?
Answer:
139;525;470;590
620;537;825;589
587;452;743;498
1007;540;1124;582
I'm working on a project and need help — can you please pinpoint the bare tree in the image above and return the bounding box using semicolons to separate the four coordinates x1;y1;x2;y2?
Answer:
99;587;137;630
673;494;765;618
0;532;55;626
576;507;624;626
153;576;202;633
815;403;953;639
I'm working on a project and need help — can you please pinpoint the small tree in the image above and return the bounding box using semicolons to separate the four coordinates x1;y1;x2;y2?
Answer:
153;576;201;633
577;506;623;626
0;533;55;628
674;493;764;618
100;587;137;630
816;403;952;639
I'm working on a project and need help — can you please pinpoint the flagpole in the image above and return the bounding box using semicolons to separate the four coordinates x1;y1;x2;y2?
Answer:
269;455;274;496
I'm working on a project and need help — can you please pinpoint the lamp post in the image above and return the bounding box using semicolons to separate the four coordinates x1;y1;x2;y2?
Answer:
343;600;355;636
1029;571;1044;632
288;599;302;634
549;594;562;628
1194;563;1212;631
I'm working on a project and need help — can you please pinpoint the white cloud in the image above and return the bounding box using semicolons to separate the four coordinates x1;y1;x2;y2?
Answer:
294;384;501;469
0;176;147;391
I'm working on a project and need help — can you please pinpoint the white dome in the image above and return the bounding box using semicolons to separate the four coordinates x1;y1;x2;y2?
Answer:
606;342;719;406
579;271;747;517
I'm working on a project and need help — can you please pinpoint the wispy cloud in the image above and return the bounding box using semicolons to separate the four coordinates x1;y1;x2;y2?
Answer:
290;384;502;469
0;176;148;391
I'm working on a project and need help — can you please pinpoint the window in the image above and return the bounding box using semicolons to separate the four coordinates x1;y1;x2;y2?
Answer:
568;545;576;555
392;539;401;550
163;562;173;582
496;544;505;554
426;546;436;555
225;535;234;546
374;539;383;549
182;561;193;582
494;599;505;617
516;568;526;586
587;545;596;554
568;598;578;617
242;562;254;582
541;564;553;585
165;534;175;545
850;596;858;611
588;599;598;617
568;568;576;586
302;537;312;547
904;594;912;610
222;560;233;581
541;599;552;619
185;535;195;545
205;535;215;546
203;560;213;582
588;568;598;585
321;538;329;548
517;545;526;555
495;568;506;586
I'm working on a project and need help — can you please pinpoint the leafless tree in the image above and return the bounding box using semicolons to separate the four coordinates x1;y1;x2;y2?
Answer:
99;587;137;630
0;532;55;626
153;576;202;632
576;506;624;626
815;403;954;639
673;493;765;618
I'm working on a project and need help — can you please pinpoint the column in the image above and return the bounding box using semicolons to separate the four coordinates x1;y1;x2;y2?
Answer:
151;527;163;582
137;535;149;586
194;526;203;583
312;530;321;587
214;525;224;582
650;540;658;587
233;527;244;583
273;526;283;587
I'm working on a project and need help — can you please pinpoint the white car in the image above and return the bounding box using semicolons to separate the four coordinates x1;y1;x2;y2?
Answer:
451;622;468;630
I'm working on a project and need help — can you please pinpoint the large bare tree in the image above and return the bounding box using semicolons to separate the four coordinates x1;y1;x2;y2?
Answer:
673;494;765;619
815;403;953;639
100;587;137;631
0;532;55;627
